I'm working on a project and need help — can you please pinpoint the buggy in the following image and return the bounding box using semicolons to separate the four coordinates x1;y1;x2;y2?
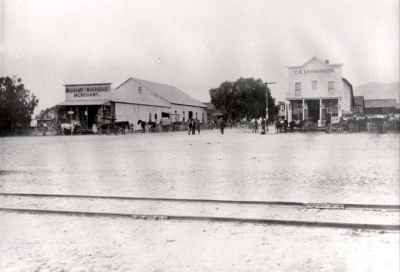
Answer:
97;117;121;135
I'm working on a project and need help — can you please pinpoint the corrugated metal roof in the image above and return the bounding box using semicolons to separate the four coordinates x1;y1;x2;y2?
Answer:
364;99;396;108
119;78;207;108
113;81;170;107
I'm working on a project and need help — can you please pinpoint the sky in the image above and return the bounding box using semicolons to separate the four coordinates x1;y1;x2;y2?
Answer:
1;0;399;114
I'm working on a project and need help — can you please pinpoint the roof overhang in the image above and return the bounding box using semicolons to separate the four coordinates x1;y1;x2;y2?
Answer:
57;100;111;106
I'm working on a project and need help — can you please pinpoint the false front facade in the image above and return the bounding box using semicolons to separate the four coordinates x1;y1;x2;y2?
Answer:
286;57;354;126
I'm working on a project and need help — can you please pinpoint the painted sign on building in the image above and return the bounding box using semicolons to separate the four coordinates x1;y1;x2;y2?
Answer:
65;83;112;101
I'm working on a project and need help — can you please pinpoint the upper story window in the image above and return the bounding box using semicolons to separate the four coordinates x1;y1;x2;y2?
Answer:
312;81;318;91
328;81;335;94
295;83;301;96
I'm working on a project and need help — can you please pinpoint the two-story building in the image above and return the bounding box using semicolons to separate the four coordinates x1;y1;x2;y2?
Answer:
286;57;354;126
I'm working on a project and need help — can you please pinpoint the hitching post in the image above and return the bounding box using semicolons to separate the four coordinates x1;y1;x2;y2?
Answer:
265;82;276;132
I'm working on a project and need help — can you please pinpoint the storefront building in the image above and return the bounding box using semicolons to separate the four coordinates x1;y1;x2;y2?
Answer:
286;57;354;126
57;78;207;129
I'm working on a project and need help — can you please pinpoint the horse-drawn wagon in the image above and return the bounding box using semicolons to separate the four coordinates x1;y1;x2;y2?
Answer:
97;117;128;135
57;121;82;135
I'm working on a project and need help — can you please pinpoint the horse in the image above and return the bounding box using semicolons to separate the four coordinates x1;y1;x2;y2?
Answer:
275;120;282;133
137;120;147;133
115;121;129;135
60;121;81;135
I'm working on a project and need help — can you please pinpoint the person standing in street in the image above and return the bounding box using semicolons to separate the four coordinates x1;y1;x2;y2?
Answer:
254;118;258;133
196;119;201;135
191;119;196;135
220;118;226;135
188;118;192;135
261;118;266;134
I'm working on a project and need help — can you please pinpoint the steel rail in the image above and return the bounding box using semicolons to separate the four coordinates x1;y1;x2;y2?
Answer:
1;207;399;231
0;193;399;210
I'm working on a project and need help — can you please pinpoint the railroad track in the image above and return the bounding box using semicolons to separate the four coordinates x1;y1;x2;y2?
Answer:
1;193;399;231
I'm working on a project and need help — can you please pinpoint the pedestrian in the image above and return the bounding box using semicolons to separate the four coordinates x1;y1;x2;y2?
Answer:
220;118;226;135
325;112;331;133
191;119;196;135
254;118;258;133
261;118;266;134
188;118;192;135
196;119;201;135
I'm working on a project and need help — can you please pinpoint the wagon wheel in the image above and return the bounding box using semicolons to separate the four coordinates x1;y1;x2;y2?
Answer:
326;123;331;133
235;124;241;133
107;125;114;135
340;123;346;133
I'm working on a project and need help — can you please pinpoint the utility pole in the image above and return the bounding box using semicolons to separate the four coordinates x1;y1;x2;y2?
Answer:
265;81;275;132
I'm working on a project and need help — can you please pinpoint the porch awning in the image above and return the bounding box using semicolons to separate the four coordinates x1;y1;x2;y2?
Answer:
57;100;111;106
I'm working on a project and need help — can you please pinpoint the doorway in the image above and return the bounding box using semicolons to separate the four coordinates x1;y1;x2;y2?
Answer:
307;100;319;122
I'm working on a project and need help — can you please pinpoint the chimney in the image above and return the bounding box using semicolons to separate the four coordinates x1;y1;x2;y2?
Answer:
325;60;329;64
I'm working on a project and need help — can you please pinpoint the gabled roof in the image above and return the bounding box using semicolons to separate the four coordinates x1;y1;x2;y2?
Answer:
286;56;344;69
113;80;170;107
365;99;397;108
117;78;207;108
354;96;365;106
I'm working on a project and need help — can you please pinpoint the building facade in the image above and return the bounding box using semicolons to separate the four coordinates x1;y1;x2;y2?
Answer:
57;78;207;129
286;57;354;126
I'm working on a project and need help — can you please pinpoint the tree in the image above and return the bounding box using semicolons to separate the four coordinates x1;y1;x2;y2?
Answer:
209;77;277;121
0;76;39;134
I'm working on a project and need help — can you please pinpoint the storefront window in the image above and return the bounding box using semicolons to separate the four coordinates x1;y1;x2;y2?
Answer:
291;101;303;120
325;100;338;116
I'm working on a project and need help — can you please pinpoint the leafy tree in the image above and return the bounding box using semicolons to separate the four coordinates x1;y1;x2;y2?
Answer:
0;76;39;134
209;77;277;121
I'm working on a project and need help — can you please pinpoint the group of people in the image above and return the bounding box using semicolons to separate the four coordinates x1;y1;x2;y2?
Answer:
187;118;227;135
251;118;267;134
187;118;201;135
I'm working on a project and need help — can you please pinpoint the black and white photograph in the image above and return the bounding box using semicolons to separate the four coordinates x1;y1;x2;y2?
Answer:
1;0;399;271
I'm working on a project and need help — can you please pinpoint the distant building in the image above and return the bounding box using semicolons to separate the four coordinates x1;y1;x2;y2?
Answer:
202;102;224;121
364;99;397;115
57;78;207;129
286;57;354;126
353;96;365;115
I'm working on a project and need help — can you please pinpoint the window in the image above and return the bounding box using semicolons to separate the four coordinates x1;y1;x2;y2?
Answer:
295;83;301;96
312;81;317;91
328;81;334;94
155;114;157;120
196;112;198;119
183;111;185;122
